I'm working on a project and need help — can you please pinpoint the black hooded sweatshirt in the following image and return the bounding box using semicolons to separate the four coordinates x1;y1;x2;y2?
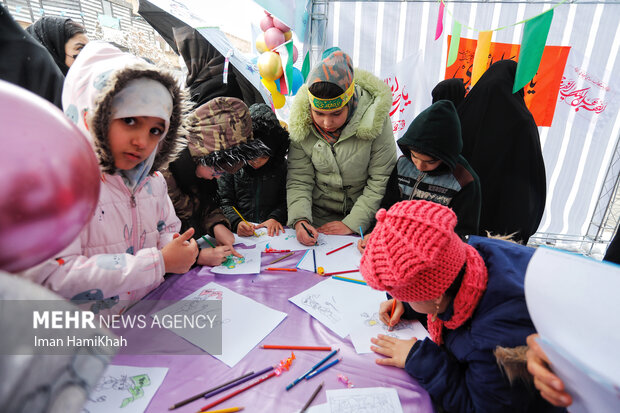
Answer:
381;100;481;237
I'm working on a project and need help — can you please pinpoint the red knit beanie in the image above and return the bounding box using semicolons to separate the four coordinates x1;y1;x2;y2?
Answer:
360;200;467;302
361;200;488;344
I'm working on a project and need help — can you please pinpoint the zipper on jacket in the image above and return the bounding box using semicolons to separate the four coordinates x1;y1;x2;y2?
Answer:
130;194;136;208
409;173;426;200
343;185;352;215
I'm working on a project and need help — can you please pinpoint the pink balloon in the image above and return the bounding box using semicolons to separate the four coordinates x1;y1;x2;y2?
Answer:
293;45;299;63
264;27;285;50
260;15;274;32
272;17;291;32
0;80;100;272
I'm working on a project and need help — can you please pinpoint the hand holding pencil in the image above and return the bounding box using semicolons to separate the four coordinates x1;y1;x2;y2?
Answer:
380;299;404;329
295;221;318;246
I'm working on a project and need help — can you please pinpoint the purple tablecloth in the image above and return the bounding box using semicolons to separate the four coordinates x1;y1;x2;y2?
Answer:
113;250;433;413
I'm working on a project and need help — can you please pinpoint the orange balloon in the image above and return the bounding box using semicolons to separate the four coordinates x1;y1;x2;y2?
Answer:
283;31;292;41
258;51;283;81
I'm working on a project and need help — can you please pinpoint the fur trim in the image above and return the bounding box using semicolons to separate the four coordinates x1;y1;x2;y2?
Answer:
288;68;392;143
89;63;190;175
495;345;532;385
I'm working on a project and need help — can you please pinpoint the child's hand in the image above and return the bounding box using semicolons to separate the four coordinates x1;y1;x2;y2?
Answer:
213;223;236;246
317;221;353;235
256;219;283;236
357;232;372;254
527;334;572;407
237;221;255;237
295;220;318;246
379;299;404;328
196;245;240;266
370;334;417;368
161;228;198;274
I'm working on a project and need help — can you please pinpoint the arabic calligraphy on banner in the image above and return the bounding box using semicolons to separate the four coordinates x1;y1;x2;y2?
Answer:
558;67;609;114
446;36;571;127
385;76;412;133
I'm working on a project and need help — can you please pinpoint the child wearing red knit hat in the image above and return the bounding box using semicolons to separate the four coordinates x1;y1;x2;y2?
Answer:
360;200;564;413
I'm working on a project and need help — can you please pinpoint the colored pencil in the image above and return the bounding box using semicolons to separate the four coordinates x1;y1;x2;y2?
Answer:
232;206;258;237
312;249;317;273
332;275;367;286
323;269;360;276
202;366;273;400
296;249;310;269
202;407;244;413
300;222;316;244
199;371;277;412
266;267;297;272
261;345;332;351
201;235;216;249
388;299;397;332
168;371;254;409
305;358;342;379
264;248;291;253
267;252;294;265
300;382;323;413
325;242;354;255
359;226;364;240
285;349;339;391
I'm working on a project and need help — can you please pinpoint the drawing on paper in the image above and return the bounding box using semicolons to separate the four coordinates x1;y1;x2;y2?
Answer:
302;294;341;323
221;255;245;269
199;289;223;300
329;393;400;413
91;373;151;408
361;312;407;336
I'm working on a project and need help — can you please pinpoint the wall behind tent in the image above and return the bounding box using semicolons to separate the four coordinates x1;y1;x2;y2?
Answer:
323;0;620;247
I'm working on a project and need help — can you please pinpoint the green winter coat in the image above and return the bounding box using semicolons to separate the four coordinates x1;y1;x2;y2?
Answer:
287;69;397;231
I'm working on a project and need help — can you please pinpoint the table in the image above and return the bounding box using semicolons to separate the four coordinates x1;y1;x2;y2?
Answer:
113;249;433;413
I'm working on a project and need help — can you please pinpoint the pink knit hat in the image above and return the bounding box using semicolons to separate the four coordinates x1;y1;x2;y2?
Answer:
360;200;468;302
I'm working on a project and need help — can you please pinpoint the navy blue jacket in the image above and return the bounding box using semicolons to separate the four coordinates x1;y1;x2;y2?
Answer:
403;236;563;412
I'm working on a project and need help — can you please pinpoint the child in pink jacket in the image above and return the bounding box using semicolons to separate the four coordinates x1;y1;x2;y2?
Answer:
20;41;197;313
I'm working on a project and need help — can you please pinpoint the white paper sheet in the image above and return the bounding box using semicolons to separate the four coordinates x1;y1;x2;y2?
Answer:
81;365;167;413
296;236;362;276
326;387;403;413
209;245;261;275
524;247;620;412
289;278;386;338
154;282;287;367
349;303;430;354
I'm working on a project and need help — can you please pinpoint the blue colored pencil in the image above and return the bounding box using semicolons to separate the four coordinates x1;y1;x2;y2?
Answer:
296;249;310;269
332;275;367;286
359;226;364;240
285;349;339;391
305;358;341;380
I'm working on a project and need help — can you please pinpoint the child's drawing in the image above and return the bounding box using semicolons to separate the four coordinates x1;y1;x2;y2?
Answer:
221;255;245;269
302;294;341;323
82;366;168;413
329;392;401;413
361;312;407;336
210;247;261;275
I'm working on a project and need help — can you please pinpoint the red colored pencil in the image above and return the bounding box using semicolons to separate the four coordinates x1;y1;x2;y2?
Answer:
325;242;354;255
323;269;359;276
266;267;297;272
261;345;332;351
199;371;277;412
264;248;291;253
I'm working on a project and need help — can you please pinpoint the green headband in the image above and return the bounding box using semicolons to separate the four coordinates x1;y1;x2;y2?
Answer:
308;81;355;111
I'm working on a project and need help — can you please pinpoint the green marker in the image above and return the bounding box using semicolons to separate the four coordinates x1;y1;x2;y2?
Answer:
201;235;216;248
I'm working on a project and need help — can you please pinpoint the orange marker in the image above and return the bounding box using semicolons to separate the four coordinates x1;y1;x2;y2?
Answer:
266;267;297;272
388;299;397;331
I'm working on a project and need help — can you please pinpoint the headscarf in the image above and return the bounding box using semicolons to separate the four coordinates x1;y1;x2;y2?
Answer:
26;16;71;75
307;48;358;143
457;60;546;244
0;6;64;107
431;78;466;108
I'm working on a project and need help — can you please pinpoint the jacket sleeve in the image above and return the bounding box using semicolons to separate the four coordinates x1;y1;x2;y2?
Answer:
380;166;401;211
451;177;481;238
267;163;288;225
218;172;242;231
287;138;316;226
163;169;196;229
19;237;165;301
342;118;397;232
405;338;520;413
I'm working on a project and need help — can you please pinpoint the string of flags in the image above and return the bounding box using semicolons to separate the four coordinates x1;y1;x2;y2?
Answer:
435;0;568;93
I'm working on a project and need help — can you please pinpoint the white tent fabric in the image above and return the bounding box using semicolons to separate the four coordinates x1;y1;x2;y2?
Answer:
322;0;620;245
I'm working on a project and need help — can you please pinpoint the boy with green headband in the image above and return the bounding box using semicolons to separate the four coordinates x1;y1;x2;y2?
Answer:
287;48;396;245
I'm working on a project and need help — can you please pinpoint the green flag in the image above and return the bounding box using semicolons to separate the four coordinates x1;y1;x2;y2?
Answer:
513;9;554;94
447;20;461;67
301;51;311;82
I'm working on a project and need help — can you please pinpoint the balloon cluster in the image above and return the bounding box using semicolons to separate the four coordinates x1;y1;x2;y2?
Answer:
256;11;304;109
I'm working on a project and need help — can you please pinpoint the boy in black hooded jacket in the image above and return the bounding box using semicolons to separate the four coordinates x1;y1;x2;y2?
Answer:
218;104;290;236
380;100;481;238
